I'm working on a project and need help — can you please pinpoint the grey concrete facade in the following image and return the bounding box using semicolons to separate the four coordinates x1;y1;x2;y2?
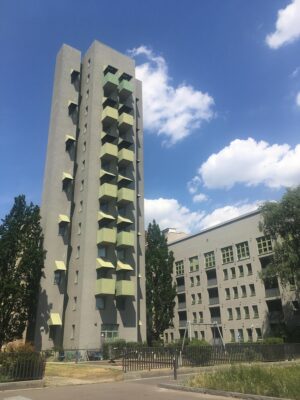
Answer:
35;41;146;350
165;211;299;344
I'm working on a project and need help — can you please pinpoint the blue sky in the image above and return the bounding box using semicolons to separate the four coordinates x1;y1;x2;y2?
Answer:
0;0;300;232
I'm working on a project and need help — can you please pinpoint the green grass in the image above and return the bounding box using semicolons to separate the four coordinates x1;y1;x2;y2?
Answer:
187;364;300;400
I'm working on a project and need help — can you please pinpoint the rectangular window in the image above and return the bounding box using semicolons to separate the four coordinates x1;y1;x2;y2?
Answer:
253;305;259;318
197;293;202;304
249;284;256;296
228;308;233;320
96;297;105;310
256;328;262;340
82;160;85;171
204;251;215;269
244;306;250;319
191;294;196;305
194;331;198;339
77;222;81;235
196;275;200;286
79;200;83;212
73;296;77;311
230;329;235;342
238;329;244;342
199;311;203;322
256;236;272;255
231;267;236;279
233;286;238;299
225;288;230;300
74;270;79;284
175;260;184;276
76;246;80;259
236;307;241;320
241;285;247;298
221;246;234;264
71;324;75;340
53;271;61;285
170;332;174;342
192;312;197;323
247;328;253;342
238;265;244;277
189;256;199;272
83;141;86;152
190;277;194;287
236;241;250;260
200;331;205;340
80;180;84;191
223;269;228;280
247;263;253;276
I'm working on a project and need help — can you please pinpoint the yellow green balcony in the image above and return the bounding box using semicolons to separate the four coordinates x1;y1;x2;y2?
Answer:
119;80;133;98
103;72;119;92
95;278;116;296
116;280;135;297
99;183;117;200
117;231;134;247
54;261;66;271
100;142;118;160
97;228;116;245
58;214;70;225
100;169;116;180
118;148;134;165
98;211;115;222
117;215;133;226
117;187;134;203
48;313;62;326
101;106;118;126
117;260;133;271
96;258;114;270
118;113;134;131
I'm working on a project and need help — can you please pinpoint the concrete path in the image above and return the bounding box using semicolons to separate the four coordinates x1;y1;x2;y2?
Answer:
0;377;233;400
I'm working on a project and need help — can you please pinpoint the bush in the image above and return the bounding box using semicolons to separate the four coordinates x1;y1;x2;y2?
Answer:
184;340;212;366
0;351;45;382
262;337;284;344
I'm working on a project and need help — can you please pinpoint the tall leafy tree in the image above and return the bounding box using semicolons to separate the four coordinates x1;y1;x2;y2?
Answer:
259;186;300;288
0;195;44;349
146;220;176;344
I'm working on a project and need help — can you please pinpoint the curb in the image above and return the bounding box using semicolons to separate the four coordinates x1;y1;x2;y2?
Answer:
158;383;292;400
0;379;45;392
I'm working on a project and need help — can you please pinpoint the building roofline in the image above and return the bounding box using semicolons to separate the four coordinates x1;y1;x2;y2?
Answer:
168;209;261;246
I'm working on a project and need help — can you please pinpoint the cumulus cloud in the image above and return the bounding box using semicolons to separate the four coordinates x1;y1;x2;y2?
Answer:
144;198;260;233
192;193;208;203
195;138;300;189
187;176;202;194
296;92;300;106
266;0;300;49
129;46;215;145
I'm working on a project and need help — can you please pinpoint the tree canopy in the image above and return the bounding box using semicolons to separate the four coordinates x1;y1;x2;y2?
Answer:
145;220;176;344
259;186;300;288
0;195;44;349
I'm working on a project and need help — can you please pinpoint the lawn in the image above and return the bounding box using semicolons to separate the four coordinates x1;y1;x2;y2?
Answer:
187;364;300;400
45;362;122;381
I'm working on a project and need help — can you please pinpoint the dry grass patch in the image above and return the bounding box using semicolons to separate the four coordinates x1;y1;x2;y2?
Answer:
45;363;122;381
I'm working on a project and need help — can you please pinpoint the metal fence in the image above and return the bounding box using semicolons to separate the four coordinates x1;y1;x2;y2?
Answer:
122;343;300;372
0;352;45;382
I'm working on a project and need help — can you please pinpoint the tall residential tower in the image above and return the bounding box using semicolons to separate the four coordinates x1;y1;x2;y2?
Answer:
35;41;146;350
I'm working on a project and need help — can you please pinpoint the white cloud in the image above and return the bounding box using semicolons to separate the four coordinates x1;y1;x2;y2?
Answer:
266;0;300;49
291;66;300;77
129;46;215;145
144;198;260;233
187;176;202;194
196;137;300;189
192;193;208;203
296;92;300;106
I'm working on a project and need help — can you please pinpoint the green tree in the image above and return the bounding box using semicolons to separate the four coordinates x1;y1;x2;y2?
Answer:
0;195;44;349
259;186;300;287
146;220;176;344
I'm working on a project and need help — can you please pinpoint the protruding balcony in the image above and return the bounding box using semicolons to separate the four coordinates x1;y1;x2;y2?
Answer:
62;172;73;186
100;143;118;161
98;211;115;222
119;79;133;98
115;280;135;297
99;183;117;200
54;261;66;271
68;101;78;115
118;113;134;132
100;169;116;180
117;260;133;271
95;278;116;296
117;187;134;204
96;258;115;270
58;214;70;225
102;106;118;127
48;313;62;326
117;174;133;185
97;228;116;245
103;72;119;92
118;148;134;165
117;231;134;248
117;215;133;228
65;134;76;149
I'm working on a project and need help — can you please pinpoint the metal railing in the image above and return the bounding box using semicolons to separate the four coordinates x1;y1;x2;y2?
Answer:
0;353;45;382
178;302;186;310
209;297;220;305
207;278;218;287
176;285;185;292
265;287;280;298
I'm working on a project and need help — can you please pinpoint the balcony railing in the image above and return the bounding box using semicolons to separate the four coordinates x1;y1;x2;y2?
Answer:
97;228;116;245
176;285;185;293
117;187;134;203
179;320;187;328
119;113;134;131
207;278;218;287
209;297;220;305
268;311;284;322
211;317;221;324
102;106;118;127
100;142;118;159
265;287;280;298
118;148;134;164
103;72;119;92
95;278;116;296
99;183;117;199
178;302;186;310
116;280;135;296
117;231;134;248
119;79;133;98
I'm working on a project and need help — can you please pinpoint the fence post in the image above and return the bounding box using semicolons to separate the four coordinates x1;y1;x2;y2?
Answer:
173;351;177;380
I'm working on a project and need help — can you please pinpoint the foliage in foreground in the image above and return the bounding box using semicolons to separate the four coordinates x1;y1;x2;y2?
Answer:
187;364;300;400
259;186;300;287
0;195;45;348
